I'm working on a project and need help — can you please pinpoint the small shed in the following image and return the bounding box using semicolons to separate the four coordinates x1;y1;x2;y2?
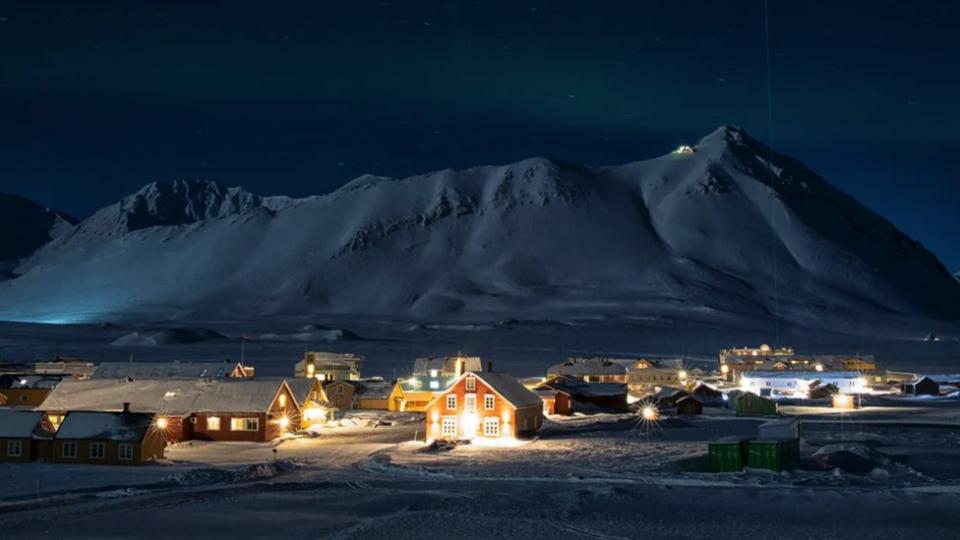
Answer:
675;396;703;416
736;392;778;417
808;382;839;400
691;382;724;406
901;376;939;396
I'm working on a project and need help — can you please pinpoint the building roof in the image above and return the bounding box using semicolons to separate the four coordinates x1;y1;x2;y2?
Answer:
0;410;51;438
92;361;243;379
41;379;294;416
474;372;543;408
412;356;482;375
0;374;62;389
55;411;154;441
354;379;393;399
538;375;627;398
548;357;628;377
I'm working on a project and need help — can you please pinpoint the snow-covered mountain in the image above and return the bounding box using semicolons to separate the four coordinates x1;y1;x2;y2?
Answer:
2;126;959;325
0;193;75;272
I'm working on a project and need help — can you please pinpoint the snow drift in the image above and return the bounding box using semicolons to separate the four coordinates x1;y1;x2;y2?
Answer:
2;126;959;325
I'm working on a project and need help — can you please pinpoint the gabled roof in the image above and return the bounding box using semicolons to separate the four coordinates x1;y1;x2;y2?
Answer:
92;361;244;379
55;411;154;441
0;410;51;438
41;379;296;415
436;371;542;409
547;357;628;377
274;378;321;404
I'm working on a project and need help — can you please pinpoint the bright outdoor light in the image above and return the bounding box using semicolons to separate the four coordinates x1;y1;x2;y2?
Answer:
155;417;168;429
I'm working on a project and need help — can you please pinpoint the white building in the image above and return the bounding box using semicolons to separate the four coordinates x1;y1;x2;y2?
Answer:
739;371;867;398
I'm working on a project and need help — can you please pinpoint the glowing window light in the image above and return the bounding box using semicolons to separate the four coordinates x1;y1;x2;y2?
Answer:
721;365;730;374
306;364;315;376
501;411;511;424
832;394;854;410
155;417;168;430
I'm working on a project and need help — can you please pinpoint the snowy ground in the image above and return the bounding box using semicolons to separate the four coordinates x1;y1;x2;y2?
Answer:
3;406;960;538
2;320;960;537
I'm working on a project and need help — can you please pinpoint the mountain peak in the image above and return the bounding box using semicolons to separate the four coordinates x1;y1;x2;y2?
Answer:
75;179;267;234
0;194;76;263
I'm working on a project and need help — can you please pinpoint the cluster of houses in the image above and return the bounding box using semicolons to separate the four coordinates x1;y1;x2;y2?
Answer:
0;344;950;467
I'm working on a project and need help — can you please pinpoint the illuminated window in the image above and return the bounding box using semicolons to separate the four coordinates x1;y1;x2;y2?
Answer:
90;442;105;459
484;394;495;410
62;442;78;458
446;395;457;410
429;380;439;390
119;444;133;461
465;376;476;391
483;417;499;437
207;416;221;431
7;440;22;457
441;418;457;436
430;369;439;378
279;394;287;408
231;418;259;431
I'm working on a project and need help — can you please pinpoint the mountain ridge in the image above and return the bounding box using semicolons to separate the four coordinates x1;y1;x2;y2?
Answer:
2;126;958;325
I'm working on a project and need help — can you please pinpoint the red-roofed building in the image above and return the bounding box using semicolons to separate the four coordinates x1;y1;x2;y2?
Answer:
425;369;543;441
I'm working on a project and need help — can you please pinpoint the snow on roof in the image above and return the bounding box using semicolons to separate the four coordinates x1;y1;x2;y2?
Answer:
55;411;153;441
539;376;626;397
740;370;863;380
354;380;393;399
474;372;542;408
412;356;482;375
0;410;48;438
0;374;62;389
41;379;289;415
548;357;628;377
92;361;241;379
277;378;316;404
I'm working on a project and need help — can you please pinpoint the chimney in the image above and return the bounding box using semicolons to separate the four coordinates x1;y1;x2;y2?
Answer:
455;358;463;378
487;361;494;373
122;402;131;415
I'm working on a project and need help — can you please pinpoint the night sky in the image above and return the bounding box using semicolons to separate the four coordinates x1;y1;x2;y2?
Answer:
2;1;958;270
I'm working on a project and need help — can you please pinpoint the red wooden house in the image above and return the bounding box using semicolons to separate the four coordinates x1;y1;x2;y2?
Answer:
425;369;543;441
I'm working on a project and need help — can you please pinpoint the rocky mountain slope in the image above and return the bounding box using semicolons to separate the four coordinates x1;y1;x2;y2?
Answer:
2;126;958;325
0;193;75;274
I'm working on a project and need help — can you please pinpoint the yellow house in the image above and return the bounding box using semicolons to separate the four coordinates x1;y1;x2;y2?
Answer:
387;356;484;412
388;382;437;412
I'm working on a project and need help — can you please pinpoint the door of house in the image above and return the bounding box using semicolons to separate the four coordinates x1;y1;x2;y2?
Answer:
464;394;477;413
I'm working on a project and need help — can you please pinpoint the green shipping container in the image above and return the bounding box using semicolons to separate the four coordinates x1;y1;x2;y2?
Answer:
747;438;799;472
709;437;750;472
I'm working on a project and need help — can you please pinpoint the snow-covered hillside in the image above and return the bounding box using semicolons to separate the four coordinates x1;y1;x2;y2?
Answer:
0;194;75;271
2;126;958;325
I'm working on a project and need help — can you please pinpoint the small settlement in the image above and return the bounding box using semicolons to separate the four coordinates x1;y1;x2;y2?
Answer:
0;343;950;470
